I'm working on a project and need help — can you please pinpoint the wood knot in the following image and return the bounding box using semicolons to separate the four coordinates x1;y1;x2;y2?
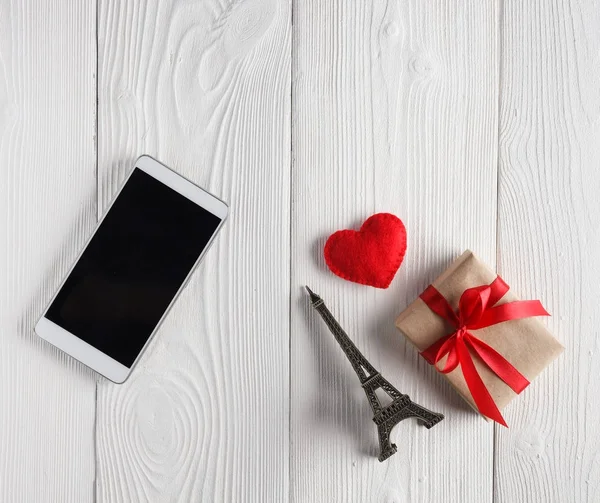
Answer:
383;21;399;38
223;0;275;53
515;428;545;457
409;53;436;78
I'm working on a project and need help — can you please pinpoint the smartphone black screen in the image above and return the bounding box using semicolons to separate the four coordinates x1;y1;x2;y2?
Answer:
46;168;222;367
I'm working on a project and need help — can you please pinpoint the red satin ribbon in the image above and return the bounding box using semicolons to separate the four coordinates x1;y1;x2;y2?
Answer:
419;276;549;426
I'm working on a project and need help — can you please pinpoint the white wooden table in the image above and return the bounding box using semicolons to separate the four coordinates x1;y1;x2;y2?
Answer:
1;1;599;501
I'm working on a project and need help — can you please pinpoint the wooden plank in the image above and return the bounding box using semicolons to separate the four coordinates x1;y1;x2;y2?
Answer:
291;0;499;500
495;1;600;501
0;1;97;502
95;0;291;501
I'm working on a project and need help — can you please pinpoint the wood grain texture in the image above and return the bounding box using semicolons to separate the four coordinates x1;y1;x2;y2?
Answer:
495;1;600;501
291;0;499;501
95;0;291;501
2;0;598;499
0;1;97;502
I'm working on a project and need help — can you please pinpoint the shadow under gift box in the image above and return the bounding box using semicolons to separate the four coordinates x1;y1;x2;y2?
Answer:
395;250;564;422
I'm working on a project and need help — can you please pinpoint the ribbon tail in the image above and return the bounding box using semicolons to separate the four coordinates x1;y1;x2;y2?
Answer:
442;344;460;373
456;340;508;427
465;336;530;394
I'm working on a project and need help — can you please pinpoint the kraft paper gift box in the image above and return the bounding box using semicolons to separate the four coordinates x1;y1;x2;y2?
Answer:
395;250;563;424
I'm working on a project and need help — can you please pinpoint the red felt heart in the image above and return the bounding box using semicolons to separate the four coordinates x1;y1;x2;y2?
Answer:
324;213;407;289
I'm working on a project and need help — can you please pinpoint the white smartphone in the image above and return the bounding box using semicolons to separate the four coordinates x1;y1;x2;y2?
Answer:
35;155;228;383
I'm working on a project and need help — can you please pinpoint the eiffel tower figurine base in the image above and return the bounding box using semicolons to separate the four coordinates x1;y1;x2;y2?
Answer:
305;286;444;462
373;395;444;462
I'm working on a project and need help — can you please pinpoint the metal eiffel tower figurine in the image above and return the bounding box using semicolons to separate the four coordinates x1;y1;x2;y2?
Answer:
305;286;444;462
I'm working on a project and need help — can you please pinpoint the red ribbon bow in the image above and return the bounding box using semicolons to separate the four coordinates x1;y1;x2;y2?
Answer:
419;276;549;426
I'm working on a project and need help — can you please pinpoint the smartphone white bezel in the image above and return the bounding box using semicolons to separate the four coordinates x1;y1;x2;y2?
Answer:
34;155;228;383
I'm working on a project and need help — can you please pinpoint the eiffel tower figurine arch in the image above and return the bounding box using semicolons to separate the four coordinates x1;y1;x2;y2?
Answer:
305;286;444;462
